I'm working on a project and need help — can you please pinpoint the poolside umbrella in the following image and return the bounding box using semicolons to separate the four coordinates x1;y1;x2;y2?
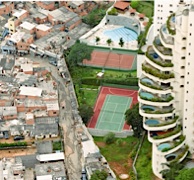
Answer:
138;13;145;21
129;8;136;16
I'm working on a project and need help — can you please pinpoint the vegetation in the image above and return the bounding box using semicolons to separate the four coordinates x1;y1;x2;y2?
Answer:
167;13;176;35
153;126;181;140
153;40;172;56
95;36;100;44
130;0;139;9
171;145;189;163
119;37;125;47
82;3;112;27
144;108;174;114
103;132;115;144
125;103;143;138
53;141;62;151
106;38;112;46
139;94;174;102
160;162;184;180
176;168;194;180
136;138;153;180
140;80;167;90
90;170;108;180
78;104;94;124
108;8;118;15
67;42;93;67
147;116;178;127
0;142;27;148
142;64;174;79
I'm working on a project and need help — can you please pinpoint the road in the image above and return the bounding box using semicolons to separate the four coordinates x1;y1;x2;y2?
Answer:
28;54;82;180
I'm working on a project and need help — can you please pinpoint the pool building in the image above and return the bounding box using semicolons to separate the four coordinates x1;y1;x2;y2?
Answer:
139;1;194;179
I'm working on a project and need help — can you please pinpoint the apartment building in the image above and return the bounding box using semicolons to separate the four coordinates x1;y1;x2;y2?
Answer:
0;2;14;16
139;1;194;179
154;0;180;36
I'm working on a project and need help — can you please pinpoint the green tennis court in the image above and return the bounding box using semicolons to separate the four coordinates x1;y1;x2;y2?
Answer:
95;95;132;132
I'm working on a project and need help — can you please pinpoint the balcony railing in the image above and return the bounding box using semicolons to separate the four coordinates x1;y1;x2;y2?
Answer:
160;25;174;45
146;47;173;67
139;80;172;91
142;107;174;115
142;64;174;80
160;135;185;152
170;145;189;163
152;126;181;140
139;93;174;103
146;116;178;128
153;38;173;56
166;13;176;35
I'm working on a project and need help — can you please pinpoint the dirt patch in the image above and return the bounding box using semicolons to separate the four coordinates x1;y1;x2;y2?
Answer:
109;161;131;180
95;141;106;148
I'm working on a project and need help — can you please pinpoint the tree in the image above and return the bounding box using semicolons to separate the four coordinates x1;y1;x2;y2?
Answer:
106;38;112;46
130;0;139;9
103;132;115;144
175;168;194;180
90;170;108;180
67;42;93;67
125;103;143;137
95;36;100;45
108;8;118;15
160;162;184;180
78;104;94;125
119;37;125;47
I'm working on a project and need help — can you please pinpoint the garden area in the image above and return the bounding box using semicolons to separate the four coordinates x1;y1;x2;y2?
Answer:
93;135;153;180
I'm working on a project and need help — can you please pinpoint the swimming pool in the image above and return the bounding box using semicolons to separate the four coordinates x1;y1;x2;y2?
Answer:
141;78;154;85
145;119;159;125
140;92;154;99
158;143;171;151
103;27;138;42
142;105;155;111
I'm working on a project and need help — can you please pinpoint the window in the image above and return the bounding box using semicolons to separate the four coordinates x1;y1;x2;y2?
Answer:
190;33;192;36
170;4;173;7
188;72;189;75
180;85;184;87
182;37;186;40
190;23;192;26
181;57;185;59
182;47;186;50
185;117;187;120
186;100;188;102
181;66;185;69
187;91;188;93
188;62;190;65
186;109;187;111
180;76;184;78
187;82;189;84
188;53;190;56
169;11;173;13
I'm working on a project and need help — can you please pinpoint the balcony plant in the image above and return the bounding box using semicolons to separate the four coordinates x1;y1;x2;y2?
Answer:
147;116;178;127
166;13;176;35
153;40;172;56
139;93;174;102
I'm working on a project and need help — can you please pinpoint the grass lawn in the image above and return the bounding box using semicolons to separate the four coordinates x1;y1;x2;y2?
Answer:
135;1;154;18
71;66;137;79
136;138;153;180
52;141;63;151
93;136;139;177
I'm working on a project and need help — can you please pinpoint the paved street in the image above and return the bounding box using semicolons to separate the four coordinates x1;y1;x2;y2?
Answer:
28;54;82;180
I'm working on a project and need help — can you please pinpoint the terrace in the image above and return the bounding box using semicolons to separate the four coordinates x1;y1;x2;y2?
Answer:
166;13;176;35
146;46;173;67
142;64;174;80
160;24;174;45
141;105;174;115
153;36;172;56
140;78;172;91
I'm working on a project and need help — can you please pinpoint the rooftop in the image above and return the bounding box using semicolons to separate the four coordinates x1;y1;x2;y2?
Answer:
36;24;51;31
114;1;130;10
13;9;27;18
19;86;42;97
20;21;36;31
36;152;64;162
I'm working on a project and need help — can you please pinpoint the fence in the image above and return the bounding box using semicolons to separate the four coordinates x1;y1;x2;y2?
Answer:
87;128;133;138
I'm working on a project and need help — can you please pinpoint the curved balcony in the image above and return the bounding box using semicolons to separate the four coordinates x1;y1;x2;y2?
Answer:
138;92;174;107
140;105;174;118
139;79;172;95
153;37;173;60
148;126;182;143
145;46;173;71
142;64;174;83
159;24;174;49
166;13;176;36
143;116;178;131
165;145;189;163
157;135;186;155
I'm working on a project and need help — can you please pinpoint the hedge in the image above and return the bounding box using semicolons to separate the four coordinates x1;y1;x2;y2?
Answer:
0;142;27;148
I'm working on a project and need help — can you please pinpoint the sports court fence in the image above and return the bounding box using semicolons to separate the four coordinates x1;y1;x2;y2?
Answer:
87;128;133;138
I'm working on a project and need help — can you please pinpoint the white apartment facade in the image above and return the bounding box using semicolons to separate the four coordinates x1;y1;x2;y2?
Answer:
139;1;194;179
154;0;182;36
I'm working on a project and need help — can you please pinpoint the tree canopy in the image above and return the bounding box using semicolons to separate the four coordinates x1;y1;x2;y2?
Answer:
119;37;124;47
125;103;143;137
78;104;94;125
103;132;115;144
90;170;108;180
175;168;194;180
130;0;139;9
67;42;93;67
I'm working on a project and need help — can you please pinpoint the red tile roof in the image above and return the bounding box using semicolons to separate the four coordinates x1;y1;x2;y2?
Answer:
129;8;136;13
138;13;145;18
114;1;130;10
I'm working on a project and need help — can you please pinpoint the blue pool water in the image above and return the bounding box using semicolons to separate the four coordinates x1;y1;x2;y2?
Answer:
145;119;159;125
141;78;154;85
158;143;171;151
103;27;138;42
153;53;159;59
142;105;155;111
140;92;154;99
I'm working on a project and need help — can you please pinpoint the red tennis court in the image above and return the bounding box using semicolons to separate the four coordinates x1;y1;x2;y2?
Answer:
83;50;135;70
87;86;138;131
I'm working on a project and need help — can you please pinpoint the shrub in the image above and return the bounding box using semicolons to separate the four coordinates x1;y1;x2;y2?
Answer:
108;8;118;15
131;0;139;9
103;132;115;144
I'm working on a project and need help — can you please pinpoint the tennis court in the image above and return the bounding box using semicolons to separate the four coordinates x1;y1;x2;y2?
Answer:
95;95;132;132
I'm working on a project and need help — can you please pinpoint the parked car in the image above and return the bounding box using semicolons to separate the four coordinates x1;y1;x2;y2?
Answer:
14;135;25;141
49;61;57;66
